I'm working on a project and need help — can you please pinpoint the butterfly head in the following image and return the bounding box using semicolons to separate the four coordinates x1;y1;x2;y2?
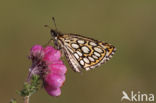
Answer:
50;29;58;38
44;25;59;40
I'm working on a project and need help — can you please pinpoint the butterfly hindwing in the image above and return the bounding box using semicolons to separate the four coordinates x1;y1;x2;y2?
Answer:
57;33;116;72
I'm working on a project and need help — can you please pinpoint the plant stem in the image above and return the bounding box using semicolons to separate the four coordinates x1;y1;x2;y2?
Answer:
24;96;29;103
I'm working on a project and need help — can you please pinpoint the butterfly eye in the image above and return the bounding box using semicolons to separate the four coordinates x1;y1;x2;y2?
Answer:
50;29;57;37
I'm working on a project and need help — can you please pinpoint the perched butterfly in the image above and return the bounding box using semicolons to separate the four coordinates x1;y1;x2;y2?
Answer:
45;17;116;72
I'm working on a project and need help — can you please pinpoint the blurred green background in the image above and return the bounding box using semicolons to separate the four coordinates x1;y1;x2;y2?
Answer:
0;0;156;103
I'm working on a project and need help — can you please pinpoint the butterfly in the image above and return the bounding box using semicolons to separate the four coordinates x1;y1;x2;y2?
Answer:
45;17;116;72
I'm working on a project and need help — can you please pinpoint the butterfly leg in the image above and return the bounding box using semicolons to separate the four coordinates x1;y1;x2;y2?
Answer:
60;48;65;58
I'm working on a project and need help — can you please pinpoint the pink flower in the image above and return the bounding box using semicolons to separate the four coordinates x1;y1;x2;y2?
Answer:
29;45;67;97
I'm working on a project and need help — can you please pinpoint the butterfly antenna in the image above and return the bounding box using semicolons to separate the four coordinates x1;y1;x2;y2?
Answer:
44;24;53;46
44;24;52;29
52;17;57;30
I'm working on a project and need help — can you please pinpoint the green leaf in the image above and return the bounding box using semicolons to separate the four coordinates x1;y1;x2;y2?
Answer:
18;75;41;97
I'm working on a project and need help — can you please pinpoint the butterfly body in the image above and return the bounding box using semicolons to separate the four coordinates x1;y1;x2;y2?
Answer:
50;29;116;72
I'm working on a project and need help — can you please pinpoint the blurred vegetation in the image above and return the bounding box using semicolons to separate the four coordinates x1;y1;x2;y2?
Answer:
0;0;156;103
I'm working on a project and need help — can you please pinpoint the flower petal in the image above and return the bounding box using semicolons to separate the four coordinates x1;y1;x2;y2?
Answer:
44;73;65;88
49;63;67;75
43;46;61;63
45;87;61;97
30;45;43;56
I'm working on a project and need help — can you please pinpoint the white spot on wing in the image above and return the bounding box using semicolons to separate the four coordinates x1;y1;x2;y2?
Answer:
74;53;79;59
83;58;90;63
65;40;70;42
106;58;110;61
81;46;90;53
85;67;90;71
109;55;112;58
80;60;85;65
106;52;109;56
88;57;95;62
77;40;85;44
112;52;115;55
92;55;98;59
94;47;103;53
71;43;79;49
89;42;97;46
76;51;83;56
94;52;101;57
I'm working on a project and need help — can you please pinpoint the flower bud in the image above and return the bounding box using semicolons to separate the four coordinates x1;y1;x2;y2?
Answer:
30;45;43;57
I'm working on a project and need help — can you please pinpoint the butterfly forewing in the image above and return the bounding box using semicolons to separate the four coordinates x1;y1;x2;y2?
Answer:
57;33;116;72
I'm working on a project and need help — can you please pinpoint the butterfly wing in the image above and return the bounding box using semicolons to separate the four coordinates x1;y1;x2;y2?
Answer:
57;33;116;72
